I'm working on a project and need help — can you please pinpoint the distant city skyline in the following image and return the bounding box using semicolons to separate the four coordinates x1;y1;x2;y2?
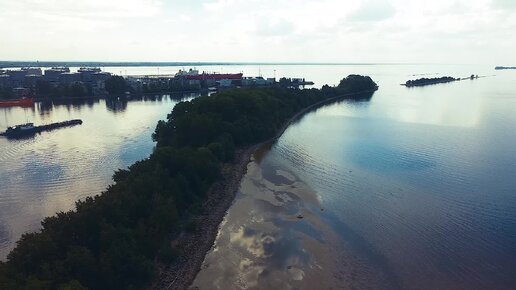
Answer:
1;0;515;64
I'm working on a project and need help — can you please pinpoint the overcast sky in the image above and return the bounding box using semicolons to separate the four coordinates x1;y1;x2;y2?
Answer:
0;0;515;64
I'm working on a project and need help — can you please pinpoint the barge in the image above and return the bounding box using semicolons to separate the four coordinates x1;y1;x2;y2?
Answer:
0;119;83;137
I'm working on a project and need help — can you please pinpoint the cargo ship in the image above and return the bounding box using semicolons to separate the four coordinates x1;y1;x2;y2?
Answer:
0;119;83;138
185;73;243;80
0;98;34;107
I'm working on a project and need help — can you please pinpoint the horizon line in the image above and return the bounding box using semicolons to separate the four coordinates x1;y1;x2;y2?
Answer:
0;61;492;68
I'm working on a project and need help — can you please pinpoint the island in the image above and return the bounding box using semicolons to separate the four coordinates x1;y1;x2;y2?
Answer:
495;66;516;70
0;75;378;290
403;76;459;87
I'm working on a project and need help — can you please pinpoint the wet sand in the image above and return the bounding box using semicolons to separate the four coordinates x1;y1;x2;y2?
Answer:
190;148;394;289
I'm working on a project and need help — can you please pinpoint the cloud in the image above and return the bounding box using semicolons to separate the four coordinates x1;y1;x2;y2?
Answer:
254;19;295;37
0;0;514;64
0;0;162;19
347;0;396;22
180;14;192;22
491;0;516;10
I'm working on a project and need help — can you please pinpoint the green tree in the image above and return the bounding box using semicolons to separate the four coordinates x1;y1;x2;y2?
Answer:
105;76;127;95
36;80;53;96
70;82;87;97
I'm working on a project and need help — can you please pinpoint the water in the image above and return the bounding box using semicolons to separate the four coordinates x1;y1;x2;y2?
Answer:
1;64;515;289
193;65;516;289
0;94;197;259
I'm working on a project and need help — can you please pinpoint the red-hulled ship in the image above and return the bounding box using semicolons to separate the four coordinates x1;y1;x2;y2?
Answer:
0;98;34;107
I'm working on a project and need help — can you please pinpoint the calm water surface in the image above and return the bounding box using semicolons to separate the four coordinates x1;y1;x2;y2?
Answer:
194;65;516;289
0;94;198;259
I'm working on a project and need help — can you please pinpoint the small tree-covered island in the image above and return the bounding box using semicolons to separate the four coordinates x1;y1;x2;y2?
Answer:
404;76;459;87
0;75;378;290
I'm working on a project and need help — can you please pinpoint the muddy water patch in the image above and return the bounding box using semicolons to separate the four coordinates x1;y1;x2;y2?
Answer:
191;147;392;289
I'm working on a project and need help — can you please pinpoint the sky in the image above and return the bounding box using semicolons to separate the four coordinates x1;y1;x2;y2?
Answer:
0;0;515;64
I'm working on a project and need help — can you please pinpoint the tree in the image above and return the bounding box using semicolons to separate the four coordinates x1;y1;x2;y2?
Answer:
58;280;90;290
70;82;87;97
105;76;127;95
0;87;14;99
36;80;53;96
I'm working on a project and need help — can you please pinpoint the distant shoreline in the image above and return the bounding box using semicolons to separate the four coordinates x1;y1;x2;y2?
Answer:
30;90;209;102
0;61;429;69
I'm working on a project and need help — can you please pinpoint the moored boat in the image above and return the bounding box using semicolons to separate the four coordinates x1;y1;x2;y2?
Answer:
0;98;34;107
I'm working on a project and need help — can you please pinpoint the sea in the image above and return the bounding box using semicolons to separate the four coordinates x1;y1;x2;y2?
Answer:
1;64;515;289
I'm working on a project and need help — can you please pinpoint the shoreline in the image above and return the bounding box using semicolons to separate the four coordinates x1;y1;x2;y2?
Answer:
151;89;377;290
31;91;208;102
151;145;262;290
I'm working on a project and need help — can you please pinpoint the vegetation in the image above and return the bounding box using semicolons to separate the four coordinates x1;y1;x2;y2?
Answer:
105;76;129;95
0;75;377;290
0;87;14;99
278;77;312;87
138;79;202;94
1;76;127;99
168;79;201;93
404;76;458;87
35;81;92;98
1;81;92;99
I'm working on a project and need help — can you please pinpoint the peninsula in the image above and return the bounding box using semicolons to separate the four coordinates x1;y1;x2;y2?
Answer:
0;75;378;290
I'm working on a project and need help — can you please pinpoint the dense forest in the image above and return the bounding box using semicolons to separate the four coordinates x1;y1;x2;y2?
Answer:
0;88;14;99
0;75;377;290
35;81;94;98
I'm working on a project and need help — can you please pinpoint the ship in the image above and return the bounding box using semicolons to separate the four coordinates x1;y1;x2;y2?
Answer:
0;119;83;138
1;123;35;136
0;97;34;107
185;73;243;81
174;69;243;81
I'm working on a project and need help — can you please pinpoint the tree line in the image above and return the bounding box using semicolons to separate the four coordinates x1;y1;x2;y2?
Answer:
0;75;377;290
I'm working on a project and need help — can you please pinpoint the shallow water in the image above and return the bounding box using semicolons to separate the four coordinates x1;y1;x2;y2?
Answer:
193;65;516;289
192;149;399;289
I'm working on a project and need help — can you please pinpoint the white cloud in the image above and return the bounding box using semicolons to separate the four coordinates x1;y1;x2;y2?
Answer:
492;0;516;10
0;0;514;64
180;14;192;22
0;0;162;19
254;19;295;37
347;0;396;22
